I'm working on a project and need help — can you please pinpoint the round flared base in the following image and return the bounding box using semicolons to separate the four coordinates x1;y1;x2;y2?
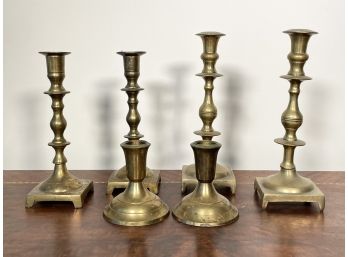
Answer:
172;183;239;227
103;188;169;226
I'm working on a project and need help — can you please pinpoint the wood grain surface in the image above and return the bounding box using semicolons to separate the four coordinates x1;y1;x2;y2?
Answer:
3;170;344;257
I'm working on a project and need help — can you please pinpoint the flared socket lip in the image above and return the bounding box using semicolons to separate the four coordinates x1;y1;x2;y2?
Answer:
121;140;150;149
39;51;71;56
191;140;221;150
196;31;226;37
283;29;318;35
117;51;146;56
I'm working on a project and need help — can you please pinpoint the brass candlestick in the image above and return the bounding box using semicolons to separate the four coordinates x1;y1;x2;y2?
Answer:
173;140;239;226
25;52;93;208
182;32;236;194
103;52;169;226
106;53;160;195
254;29;325;211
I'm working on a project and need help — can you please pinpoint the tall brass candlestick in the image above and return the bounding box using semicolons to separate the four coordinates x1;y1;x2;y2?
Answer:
182;32;236;194
25;52;93;208
173;140;239;226
106;53;160;195
254;29;325;211
103;52;169;226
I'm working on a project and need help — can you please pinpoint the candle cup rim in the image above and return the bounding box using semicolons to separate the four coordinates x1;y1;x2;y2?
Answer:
39;52;71;56
196;31;225;37
191;140;221;150
117;51;146;56
121;140;150;149
283;29;318;35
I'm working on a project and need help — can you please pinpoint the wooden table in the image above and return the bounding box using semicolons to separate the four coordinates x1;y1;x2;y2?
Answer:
4;170;344;257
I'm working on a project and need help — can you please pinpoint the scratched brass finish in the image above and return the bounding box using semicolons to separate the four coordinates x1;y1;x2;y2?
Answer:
182;32;236;194
25;52;93;208
254;29;325;211
173;140;239;227
106;52;160;195
103;52;169;226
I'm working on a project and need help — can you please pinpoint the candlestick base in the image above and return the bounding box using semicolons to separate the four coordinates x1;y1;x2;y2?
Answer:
25;178;93;208
182;164;236;194
106;166;160;195
173;182;238;227
254;174;325;211
103;182;169;226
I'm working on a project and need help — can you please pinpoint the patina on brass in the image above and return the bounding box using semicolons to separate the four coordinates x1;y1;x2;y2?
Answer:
106;52;160;195
26;52;93;208
174;140;239;227
254;29;325;211
103;51;169;226
182;32;236;194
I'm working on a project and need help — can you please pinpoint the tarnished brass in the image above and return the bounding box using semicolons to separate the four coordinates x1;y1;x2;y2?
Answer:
254;29;325;211
26;52;93;208
103;52;169;226
106;52;160;195
106;167;160;194
173;140;239;227
182;32;236;194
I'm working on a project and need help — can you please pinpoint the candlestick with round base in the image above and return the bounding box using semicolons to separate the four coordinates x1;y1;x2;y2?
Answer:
25;52;93;208
103;52;169;226
254;29;325;211
182;32;236;195
174;140;239;227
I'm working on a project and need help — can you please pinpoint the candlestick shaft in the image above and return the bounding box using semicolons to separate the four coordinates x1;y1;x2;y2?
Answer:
44;54;70;175
119;52;145;143
276;29;317;171
42;53;78;187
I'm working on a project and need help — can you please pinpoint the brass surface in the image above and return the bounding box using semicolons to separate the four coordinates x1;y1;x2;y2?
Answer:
181;164;236;193
173;140;239;227
106;167;160;195
182;32;236;194
254;29;325;211
25;52;93;208
106;52;160;194
103;52;169;226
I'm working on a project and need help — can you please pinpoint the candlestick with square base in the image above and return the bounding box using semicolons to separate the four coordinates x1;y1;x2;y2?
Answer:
26;52;93;208
254;29;325;211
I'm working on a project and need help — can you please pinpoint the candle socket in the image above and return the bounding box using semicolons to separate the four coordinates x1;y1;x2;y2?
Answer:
103;52;169;226
182;32;236;195
25;52;93;208
106;52;160;195
173;140;238;227
254;29;325;211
